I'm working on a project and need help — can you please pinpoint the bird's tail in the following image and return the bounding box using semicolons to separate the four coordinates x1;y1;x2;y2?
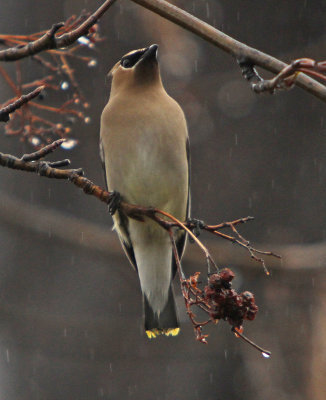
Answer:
144;286;180;339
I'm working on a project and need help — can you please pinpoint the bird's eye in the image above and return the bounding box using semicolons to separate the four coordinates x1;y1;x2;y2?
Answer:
121;59;131;68
120;49;146;69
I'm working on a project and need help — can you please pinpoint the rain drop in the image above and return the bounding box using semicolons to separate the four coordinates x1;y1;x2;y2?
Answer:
30;136;41;146
87;59;97;67
84;116;91;124
61;139;78;150
61;81;69;90
262;352;270;358
78;36;91;46
6;349;10;363
206;3;210;18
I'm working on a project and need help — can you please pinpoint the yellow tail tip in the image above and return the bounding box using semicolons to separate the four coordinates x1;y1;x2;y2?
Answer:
165;327;180;337
146;327;180;339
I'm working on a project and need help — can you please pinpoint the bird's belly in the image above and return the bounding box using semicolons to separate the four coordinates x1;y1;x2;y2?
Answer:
106;127;188;219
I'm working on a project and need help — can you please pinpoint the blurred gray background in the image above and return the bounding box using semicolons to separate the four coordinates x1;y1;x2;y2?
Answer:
0;0;325;399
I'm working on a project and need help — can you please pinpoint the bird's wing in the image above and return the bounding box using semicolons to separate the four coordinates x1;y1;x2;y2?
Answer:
172;136;191;278
114;211;138;272
99;139;138;272
99;139;108;189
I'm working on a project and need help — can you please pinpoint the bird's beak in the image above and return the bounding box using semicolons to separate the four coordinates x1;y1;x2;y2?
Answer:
139;44;158;64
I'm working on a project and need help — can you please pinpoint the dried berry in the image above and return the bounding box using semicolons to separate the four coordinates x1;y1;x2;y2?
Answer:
203;268;258;329
219;268;235;282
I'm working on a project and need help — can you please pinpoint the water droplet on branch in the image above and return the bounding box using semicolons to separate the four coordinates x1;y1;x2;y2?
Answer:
78;36;91;46
60;81;69;90
87;59;97;67
30;137;41;146
61;139;78;150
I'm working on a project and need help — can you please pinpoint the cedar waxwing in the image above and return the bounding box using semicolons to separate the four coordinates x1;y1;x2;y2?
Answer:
100;44;190;338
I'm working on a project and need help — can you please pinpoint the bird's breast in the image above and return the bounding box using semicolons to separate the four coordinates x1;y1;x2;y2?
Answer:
101;95;188;219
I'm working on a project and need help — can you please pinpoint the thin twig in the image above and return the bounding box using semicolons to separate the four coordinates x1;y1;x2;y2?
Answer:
0;0;118;61
232;327;271;357
0;86;44;122
249;58;326;94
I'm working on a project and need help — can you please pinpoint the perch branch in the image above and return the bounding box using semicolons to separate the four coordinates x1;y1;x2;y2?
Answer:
0;0;117;61
0;139;277;349
0;138;279;273
130;0;326;102
0;85;44;122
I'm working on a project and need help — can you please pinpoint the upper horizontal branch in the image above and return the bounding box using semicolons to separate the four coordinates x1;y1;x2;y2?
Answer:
130;0;326;102
0;0;117;61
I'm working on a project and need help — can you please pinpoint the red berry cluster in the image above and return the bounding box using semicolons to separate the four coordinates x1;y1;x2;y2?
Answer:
204;268;258;328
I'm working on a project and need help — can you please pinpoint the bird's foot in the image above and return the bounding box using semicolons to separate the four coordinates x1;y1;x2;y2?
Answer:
108;190;121;215
187;218;206;243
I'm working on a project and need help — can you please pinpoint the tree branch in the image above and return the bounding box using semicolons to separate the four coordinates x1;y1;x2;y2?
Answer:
0;139;277;347
130;0;326;102
0;190;324;272
0;139;279;273
247;58;326;94
0;0;117;61
0;85;44;122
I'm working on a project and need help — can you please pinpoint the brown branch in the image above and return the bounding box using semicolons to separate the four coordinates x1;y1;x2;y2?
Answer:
0;191;324;272
0;139;277;349
248;58;326;94
232;327;271;357
0;0;118;61
0;139;280;272
0;85;44;122
0;136;278;273
0;12;102;144
130;0;326;102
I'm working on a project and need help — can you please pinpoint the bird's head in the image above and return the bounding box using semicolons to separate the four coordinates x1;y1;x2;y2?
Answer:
108;44;161;95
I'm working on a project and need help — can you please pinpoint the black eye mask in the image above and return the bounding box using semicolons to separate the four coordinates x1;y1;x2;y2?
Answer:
120;49;146;68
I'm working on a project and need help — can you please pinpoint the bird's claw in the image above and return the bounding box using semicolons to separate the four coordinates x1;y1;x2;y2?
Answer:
108;190;121;215
187;218;205;243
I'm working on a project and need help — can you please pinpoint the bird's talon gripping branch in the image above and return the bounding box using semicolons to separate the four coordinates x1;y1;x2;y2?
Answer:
237;57;262;83
187;218;206;243
108;190;121;215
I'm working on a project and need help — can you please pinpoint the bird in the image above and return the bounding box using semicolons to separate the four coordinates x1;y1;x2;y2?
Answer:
100;44;190;338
